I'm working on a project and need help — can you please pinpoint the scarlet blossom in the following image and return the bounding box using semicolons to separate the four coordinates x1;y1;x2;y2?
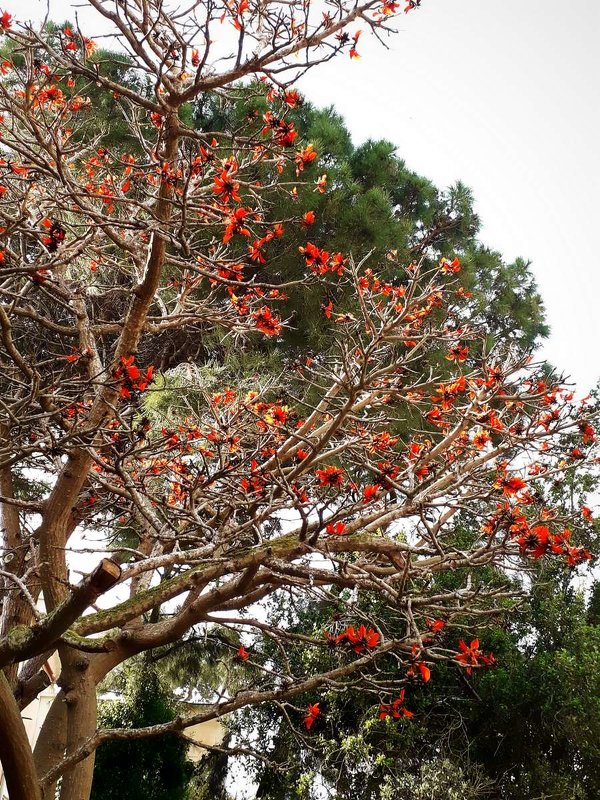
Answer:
404;0;421;11
62;347;90;363
426;618;445;633
299;242;345;276
380;0;399;15
282;89;302;107
302;211;316;226
299;241;327;269
564;544;593;566
494;474;527;497
349;30;361;60
314;174;327;193
478;409;504;431
315;465;344;488
235;645;250;661
472;429;491;450
0;11;11;29
455;639;495;675
295;144;317;175
249;239;267;263
41;220;66;253
363;484;380;503
368;431;399;452
119;355;140;381
377;461;400;486
113;356;154;398
322;300;333;319
446;344;469;362
30;269;51;284
327;624;380;653
425;407;446;428
264;405;289;426
326;521;347;535
582;506;593;522
252;307;282;337
439;256;460;273
304;703;321;730
223;207;251;243
578;420;596;444
431;376;465;410
345;624;381;652
262;112;298;147
213;169;241;204
517;525;550;559
379;689;413;720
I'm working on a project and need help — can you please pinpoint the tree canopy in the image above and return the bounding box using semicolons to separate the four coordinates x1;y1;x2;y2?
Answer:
0;3;597;800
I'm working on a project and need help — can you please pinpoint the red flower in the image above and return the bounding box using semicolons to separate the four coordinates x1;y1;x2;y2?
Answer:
363;484;380;503
564;545;593;566
322;300;333;319
213;169;241;204
517;525;550;559
300;241;328;270
315;465;344;488
120;355;140;381
380;0;399;15
304;702;321;730
446;344;469;362
113;356;154;398
455;639;495;675
426;618;445;633
295;144;317;175
578;421;596;444
440;256;460;273
0;10;11;29
349;30;361;60
252;307;282;337
236;645;250;661
332;624;381;653
282;89;302;108
379;689;413;720
494;474;526;497
314;174;327;193
326;521;346;535
223;207;251;243
302;211;316;226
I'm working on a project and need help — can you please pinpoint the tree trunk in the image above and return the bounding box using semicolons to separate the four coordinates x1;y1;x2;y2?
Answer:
56;652;98;800
0;669;42;800
33;690;67;800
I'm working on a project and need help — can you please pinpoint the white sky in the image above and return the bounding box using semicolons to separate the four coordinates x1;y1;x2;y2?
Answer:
12;0;600;392
300;0;600;393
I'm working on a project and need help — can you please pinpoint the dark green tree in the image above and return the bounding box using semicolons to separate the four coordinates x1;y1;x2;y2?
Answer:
90;664;192;800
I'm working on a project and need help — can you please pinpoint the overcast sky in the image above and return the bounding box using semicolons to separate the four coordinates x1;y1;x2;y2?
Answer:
14;0;600;392
300;0;600;393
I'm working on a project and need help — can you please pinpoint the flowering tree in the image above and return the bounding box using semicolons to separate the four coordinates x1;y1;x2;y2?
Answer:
0;2;597;800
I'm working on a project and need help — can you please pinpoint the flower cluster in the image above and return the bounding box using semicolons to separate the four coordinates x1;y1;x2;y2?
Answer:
326;624;381;653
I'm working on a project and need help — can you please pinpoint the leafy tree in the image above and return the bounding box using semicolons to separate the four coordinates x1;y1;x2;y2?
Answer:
91;663;192;800
0;7;596;800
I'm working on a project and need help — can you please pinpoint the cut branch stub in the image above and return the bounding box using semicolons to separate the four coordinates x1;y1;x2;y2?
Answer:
0;559;122;668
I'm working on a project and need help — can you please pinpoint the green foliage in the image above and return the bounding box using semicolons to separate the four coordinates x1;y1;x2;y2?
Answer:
91;663;192;800
192;86;548;354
